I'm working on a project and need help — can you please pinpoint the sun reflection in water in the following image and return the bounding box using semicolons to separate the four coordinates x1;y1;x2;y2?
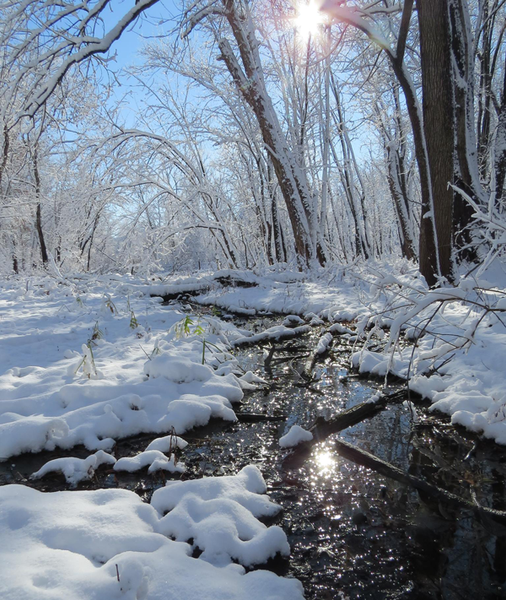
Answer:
315;451;335;472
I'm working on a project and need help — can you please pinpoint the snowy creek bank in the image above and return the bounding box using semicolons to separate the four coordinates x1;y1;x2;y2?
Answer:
1;314;505;598
2;271;506;600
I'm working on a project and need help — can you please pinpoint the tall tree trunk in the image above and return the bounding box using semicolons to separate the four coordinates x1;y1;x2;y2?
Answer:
495;54;506;206
33;147;48;265
217;0;318;266
418;0;455;283
323;0;446;284
449;0;481;262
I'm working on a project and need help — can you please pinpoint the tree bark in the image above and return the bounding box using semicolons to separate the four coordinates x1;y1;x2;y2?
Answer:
33;147;48;265
449;0;480;262
417;0;455;283
495;53;506;205
217;0;318;266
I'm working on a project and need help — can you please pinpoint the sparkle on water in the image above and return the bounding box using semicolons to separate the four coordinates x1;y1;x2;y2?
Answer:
315;450;335;471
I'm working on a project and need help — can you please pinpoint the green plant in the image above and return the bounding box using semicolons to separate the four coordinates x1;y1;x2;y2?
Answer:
174;315;196;338
194;322;205;336
129;311;139;329
126;295;138;329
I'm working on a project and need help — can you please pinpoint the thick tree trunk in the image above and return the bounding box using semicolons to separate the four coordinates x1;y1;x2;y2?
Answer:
417;0;455;283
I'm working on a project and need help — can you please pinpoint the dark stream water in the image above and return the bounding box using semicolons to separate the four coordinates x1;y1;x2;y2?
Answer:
2;317;506;599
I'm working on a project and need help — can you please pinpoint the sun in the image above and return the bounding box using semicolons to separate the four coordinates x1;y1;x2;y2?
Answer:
293;1;326;41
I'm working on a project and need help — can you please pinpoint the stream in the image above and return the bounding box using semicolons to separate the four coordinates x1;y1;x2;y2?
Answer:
2;313;506;599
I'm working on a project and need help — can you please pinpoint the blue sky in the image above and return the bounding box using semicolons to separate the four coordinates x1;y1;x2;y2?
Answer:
98;0;180;125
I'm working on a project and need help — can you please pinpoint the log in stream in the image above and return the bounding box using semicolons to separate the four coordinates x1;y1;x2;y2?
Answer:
283;389;406;468
333;438;506;528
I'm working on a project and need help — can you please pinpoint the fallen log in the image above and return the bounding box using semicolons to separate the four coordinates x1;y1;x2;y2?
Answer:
236;413;287;423
283;390;406;468
233;324;311;348
213;274;258;288
334;438;506;527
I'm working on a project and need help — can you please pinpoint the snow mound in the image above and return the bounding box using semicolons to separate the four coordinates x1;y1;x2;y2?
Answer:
152;465;278;516
0;415;69;459
144;353;213;383
0;477;304;600
114;449;185;474
152;466;288;567
31;450;116;487
279;425;313;448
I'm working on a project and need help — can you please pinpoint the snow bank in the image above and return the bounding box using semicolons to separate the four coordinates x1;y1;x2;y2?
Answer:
0;276;245;460
0;469;304;600
352;271;506;445
153;466;289;567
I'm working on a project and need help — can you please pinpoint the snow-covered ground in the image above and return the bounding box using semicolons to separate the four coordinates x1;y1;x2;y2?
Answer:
0;468;302;600
1;261;506;598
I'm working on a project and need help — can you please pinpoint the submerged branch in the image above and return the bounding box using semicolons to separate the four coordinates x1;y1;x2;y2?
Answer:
333;438;506;527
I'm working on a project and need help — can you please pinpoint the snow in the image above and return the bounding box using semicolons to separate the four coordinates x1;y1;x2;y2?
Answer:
152;466;289;567
0;276;245;460
3;262;506;597
0;471;304;600
4;264;506;454
349;267;506;445
316;332;333;354
0;273;308;599
114;449;185;474
31;450;117;487
233;324;311;347
279;425;314;448
145;434;188;452
282;314;305;327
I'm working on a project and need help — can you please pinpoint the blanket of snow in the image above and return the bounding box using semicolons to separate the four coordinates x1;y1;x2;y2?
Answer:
0;467;304;600
2;263;506;450
0;274;246;460
3;261;506;597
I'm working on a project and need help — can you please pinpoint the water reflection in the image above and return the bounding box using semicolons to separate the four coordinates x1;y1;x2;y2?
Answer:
6;321;506;600
315;451;335;472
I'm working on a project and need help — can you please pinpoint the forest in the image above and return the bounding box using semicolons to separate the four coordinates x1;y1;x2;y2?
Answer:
1;0;504;282
1;1;506;599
